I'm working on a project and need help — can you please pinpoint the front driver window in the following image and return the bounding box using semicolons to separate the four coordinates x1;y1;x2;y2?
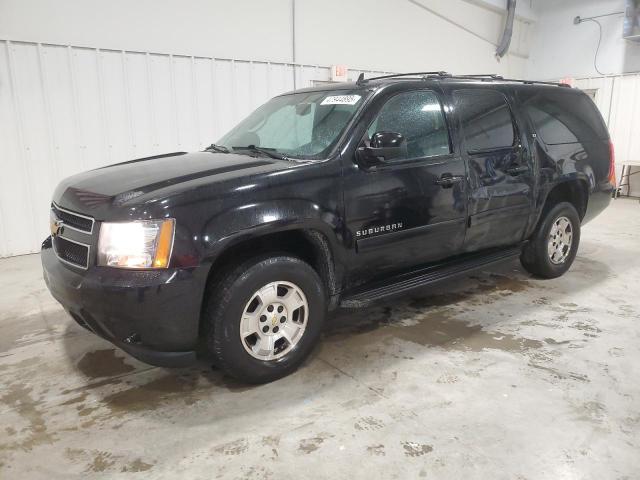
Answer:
367;90;451;161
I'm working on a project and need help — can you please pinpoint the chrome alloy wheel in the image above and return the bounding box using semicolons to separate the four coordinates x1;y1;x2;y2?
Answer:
239;281;308;361
547;216;573;265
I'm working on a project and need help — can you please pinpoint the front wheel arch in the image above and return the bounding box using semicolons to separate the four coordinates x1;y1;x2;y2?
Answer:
202;254;327;383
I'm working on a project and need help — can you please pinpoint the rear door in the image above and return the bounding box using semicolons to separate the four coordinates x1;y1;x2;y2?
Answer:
451;88;534;251
343;87;468;284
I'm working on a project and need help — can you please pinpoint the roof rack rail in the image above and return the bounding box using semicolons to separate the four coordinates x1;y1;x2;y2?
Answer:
454;74;570;87
357;72;570;88
458;74;504;79
498;77;571;87
357;71;451;84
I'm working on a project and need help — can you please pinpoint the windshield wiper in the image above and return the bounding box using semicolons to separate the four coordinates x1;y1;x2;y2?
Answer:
232;145;289;161
205;143;230;153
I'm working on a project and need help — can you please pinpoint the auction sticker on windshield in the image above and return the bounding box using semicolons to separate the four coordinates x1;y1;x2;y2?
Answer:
320;95;362;106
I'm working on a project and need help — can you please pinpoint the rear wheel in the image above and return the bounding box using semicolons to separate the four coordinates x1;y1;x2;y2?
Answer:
203;255;326;383
520;201;581;278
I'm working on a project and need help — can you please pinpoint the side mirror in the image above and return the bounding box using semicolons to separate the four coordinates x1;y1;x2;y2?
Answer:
356;131;407;168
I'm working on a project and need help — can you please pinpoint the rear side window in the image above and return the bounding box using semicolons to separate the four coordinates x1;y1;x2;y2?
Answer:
454;89;515;152
520;90;608;145
367;90;451;160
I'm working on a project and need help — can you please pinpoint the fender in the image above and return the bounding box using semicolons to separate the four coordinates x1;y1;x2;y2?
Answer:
199;199;347;295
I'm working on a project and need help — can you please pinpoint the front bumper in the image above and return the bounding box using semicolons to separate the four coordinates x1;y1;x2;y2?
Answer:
41;238;208;368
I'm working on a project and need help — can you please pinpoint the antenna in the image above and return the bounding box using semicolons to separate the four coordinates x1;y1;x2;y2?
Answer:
356;72;365;85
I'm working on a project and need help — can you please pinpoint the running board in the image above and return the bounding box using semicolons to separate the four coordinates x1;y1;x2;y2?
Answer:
340;246;523;308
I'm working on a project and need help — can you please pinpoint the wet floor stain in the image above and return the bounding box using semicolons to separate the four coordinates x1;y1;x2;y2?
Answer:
327;307;542;354
326;272;543;354
571;321;601;337
401;442;433;457
0;383;55;452
76;349;136;378
59;391;89;406
101;373;200;413
528;362;590;383
80;367;255;418
87;451;116;473
388;310;543;352
213;438;249;456
64;447;154;473
61;377;123;396
298;433;332;454
367;444;386;456
575;401;607;424
436;373;459;384
0;357;41;373
121;458;155;472
354;416;385;431
408;273;533;310
261;435;280;448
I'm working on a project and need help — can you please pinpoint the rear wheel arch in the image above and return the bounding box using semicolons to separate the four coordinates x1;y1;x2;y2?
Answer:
539;178;589;223
521;201;581;278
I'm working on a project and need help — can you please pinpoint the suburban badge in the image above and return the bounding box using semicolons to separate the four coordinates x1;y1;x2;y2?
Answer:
356;222;403;238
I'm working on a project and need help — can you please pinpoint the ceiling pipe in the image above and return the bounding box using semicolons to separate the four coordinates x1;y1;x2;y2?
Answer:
496;0;516;59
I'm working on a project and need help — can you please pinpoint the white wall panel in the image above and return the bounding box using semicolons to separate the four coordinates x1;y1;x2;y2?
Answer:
0;40;391;257
576;74;640;167
609;76;640;166
573;77;615;125
0;42;30;256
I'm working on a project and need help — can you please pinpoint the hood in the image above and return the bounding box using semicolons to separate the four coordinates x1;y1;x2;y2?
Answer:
53;151;293;216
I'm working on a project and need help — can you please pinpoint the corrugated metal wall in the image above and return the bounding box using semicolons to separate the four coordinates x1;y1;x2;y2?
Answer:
0;40;391;258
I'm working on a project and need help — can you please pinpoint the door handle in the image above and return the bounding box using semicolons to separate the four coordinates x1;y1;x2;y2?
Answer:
434;174;463;188
506;165;530;176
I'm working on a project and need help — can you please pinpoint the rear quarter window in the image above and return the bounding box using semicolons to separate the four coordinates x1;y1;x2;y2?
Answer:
453;89;515;153
520;89;608;145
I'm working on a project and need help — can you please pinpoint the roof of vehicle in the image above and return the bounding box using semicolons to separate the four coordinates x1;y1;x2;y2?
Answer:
283;72;577;96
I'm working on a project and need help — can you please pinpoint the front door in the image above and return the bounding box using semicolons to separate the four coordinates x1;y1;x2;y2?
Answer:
343;88;468;286
451;88;534;251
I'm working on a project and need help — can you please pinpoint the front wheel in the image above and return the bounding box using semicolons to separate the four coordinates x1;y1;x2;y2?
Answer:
520;201;581;279
203;255;326;383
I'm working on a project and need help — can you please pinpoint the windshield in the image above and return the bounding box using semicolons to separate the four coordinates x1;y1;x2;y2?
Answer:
217;90;366;160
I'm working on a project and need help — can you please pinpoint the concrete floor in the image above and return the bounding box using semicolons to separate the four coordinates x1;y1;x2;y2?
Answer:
1;199;639;480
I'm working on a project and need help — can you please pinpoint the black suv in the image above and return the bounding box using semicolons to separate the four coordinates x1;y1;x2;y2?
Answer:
42;72;614;383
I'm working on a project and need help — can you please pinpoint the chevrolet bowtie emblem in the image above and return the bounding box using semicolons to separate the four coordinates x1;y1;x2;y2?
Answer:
50;219;64;237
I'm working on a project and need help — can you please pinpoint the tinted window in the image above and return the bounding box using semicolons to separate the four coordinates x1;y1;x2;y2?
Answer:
521;90;608;145
454;90;515;152
368;90;450;160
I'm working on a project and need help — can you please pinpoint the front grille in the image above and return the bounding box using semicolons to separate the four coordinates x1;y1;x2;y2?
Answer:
53;236;89;269
51;204;94;233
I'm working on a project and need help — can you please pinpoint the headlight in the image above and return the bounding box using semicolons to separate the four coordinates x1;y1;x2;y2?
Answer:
97;219;175;269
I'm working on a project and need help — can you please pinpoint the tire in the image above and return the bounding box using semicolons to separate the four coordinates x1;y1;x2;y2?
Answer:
202;254;326;383
520;201;581;279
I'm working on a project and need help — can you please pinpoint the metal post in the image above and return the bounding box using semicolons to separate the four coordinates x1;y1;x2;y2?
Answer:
291;0;296;90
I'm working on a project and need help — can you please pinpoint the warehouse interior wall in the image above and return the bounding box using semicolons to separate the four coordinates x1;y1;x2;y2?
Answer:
0;0;533;75
528;0;640;79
